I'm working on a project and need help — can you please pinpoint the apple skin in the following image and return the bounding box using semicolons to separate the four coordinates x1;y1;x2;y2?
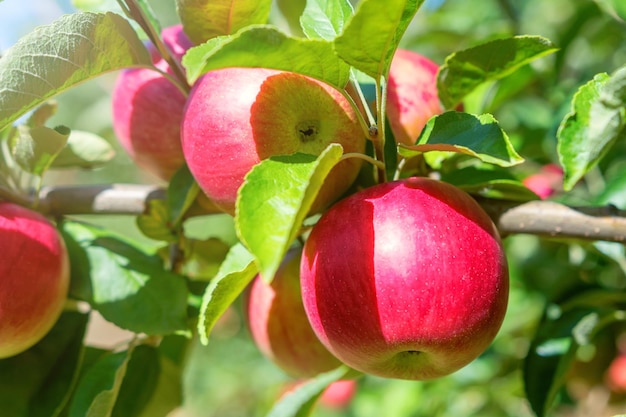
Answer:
0;202;70;359
245;249;342;378
386;49;443;146
111;25;192;181
300;177;509;380
318;379;357;409
522;163;563;199
181;68;366;215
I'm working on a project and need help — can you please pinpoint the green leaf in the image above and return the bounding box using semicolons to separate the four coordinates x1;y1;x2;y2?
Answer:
334;0;424;79
61;220;189;335
10;125;69;176
176;0;272;44
136;200;177;242
167;164;200;227
51;130;115;169
267;366;355;417
438;36;558;109
197;242;257;345
0;311;89;417
441;165;540;201
399;112;524;167
0;12;152;131
183;25;351;89
112;345;160;417
235;144;343;283
300;0;354;40
557;68;626;191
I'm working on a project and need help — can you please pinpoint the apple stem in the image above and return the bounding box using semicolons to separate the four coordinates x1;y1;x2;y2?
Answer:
372;76;388;182
117;0;190;95
341;153;385;170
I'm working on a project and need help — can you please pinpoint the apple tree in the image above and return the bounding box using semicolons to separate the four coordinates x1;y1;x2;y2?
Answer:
1;0;626;416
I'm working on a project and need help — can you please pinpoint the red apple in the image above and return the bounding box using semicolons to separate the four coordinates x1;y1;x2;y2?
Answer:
181;68;366;215
0;202;70;358
606;353;626;393
245;249;342;378
386;49;443;145
300;177;509;380
111;25;192;181
318;379;357;409
522;163;563;199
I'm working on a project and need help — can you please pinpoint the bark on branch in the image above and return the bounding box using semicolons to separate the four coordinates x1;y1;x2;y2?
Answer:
29;184;626;243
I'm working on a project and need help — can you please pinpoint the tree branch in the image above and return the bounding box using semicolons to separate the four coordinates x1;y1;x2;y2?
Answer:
24;184;626;243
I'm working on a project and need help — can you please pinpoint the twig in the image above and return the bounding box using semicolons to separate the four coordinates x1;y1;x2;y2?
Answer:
20;184;626;243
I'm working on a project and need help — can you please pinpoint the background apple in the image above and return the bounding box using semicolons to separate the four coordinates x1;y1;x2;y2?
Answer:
111;24;192;182
318;379;358;409
386;49;444;145
522;163;563;199
245;249;342;378
0;202;70;358
300;177;509;380
181;67;366;214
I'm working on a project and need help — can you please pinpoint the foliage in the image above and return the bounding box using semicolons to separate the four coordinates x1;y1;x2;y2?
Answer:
0;0;626;416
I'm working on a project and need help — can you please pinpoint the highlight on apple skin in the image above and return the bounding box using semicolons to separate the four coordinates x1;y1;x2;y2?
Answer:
300;177;510;381
181;67;366;215
245;249;343;379
386;49;444;145
0;202;70;359
111;24;192;182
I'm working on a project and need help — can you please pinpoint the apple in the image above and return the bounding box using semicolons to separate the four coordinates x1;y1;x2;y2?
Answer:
0;202;70;358
111;25;192;181
386;49;444;145
318;379;357;409
181;67;366;215
300;177;509;380
244;249;342;378
522;163;563;199
606;353;626;393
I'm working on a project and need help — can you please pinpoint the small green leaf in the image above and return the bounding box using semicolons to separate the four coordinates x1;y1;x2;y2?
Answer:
10;125;70;176
183;25;351;89
61;220;189;335
180;237;231;281
300;0;354;40
267;366;356;417
438;36;558;109
51;130;115;169
0;311;89;417
176;0;272;44
0;12;152;131
557;68;626;191
136;200;177;242
236;144;343;283
334;0;424;79
167;164;200;227
197;242;258;345
112;345;160;417
441;165;540;201
399;112;524;167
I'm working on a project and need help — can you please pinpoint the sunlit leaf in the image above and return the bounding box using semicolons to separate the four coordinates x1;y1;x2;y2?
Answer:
0;12;152;131
183;25;350;89
197;242;257;345
51;130;115;169
176;0;272;44
300;0;354;40
236;144;343;283
10;125;69;176
438;36;558;109
61;220;189;335
334;0;423;79
557;67;626;191
399;112;524;167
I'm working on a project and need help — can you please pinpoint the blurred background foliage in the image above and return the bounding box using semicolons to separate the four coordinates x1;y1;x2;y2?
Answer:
1;0;626;416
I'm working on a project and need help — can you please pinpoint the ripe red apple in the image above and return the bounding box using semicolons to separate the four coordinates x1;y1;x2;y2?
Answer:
181;68;366;215
245;249;342;378
111;25;192;181
386;49;443;145
318;379;357;409
522;163;563;199
0;202;70;358
606;353;626;393
300;177;509;380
